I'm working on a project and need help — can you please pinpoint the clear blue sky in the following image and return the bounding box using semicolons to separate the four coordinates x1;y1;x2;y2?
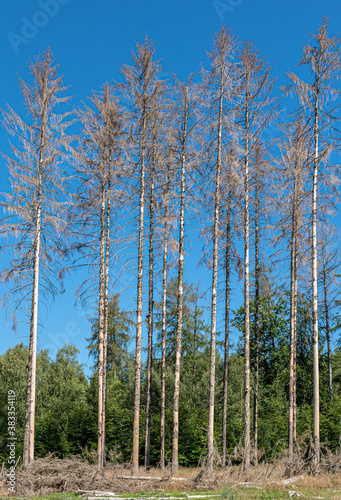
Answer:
0;0;340;375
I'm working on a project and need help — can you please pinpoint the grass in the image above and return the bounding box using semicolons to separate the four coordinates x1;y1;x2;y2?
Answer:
12;495;80;500
9;486;341;500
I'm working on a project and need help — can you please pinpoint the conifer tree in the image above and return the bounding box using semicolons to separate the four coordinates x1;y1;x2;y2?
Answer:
75;83;126;470
237;40;275;473
121;38;163;475
286;20;341;465
1;49;71;466
201;26;237;474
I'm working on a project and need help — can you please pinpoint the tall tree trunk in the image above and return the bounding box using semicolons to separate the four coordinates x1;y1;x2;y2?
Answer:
243;79;251;475
23;184;42;467
322;247;333;400
312;76;320;467
101;158;111;468
193;300;198;392
222;186;231;467
145;163;155;470
207;64;224;477
97;169;107;472
253;150;260;467
132;152;146;475
101;88;111;470
160;183;169;472
23;86;47;466
132;100;147;475
172;88;188;476
289;157;299;461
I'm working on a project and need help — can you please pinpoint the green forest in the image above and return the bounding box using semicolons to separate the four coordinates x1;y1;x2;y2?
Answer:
1;281;341;467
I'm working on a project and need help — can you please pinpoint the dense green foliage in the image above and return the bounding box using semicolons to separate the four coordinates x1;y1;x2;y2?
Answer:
1;286;340;466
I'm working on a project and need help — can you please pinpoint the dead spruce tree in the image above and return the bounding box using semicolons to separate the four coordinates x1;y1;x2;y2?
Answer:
159;151;172;471
199;26;237;475
158;127;177;471
121;38;163;475
251;141;270;466
75;83;126;471
171;82;189;476
144;128;156;472
277;117;310;460
171;76;199;475
145;91;168;470
221;145;242;466
286;20;341;465
237;40;275;473
1;49;71;467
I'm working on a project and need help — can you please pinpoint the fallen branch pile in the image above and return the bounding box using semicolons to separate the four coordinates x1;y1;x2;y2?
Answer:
5;455;217;497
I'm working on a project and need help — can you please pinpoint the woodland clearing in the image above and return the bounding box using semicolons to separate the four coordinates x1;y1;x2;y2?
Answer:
1;455;341;499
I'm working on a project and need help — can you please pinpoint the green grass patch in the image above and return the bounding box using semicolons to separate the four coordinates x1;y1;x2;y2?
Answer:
10;487;341;500
13;494;81;500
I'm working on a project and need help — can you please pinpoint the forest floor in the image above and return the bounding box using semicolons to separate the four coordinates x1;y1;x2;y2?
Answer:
1;456;341;499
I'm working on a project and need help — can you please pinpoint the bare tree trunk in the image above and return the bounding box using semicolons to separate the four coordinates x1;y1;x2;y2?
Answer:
132;131;146;475
101;158;111;468
207;66;223;477
23;85;47;466
293;324;297;447
243;78;251;475
160;184;169;472
193;300;198;392
312;79;320;467
253;151;260;467
222;187;231;467
145;163;155;470
288;234;298;460
322;247;333;400
97;169;107;472
23;189;41;467
289;156;299;461
172;88;188;476
100;87;111;470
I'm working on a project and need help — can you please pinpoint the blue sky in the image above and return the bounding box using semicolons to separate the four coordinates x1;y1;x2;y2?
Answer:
0;0;340;375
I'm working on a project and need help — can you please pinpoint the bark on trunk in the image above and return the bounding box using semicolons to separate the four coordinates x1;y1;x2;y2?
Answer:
222;186;231;467
23;80;47;466
160;184;169;472
207;62;224;477
145;163;155;470
312;77;320;467
132;94;147;474
97;167;107;472
132;151;145;476
289;156;299;461
101;157;111;468
23;186;41;467
172;89;188;476
253;152;260;467
243;81;251;475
